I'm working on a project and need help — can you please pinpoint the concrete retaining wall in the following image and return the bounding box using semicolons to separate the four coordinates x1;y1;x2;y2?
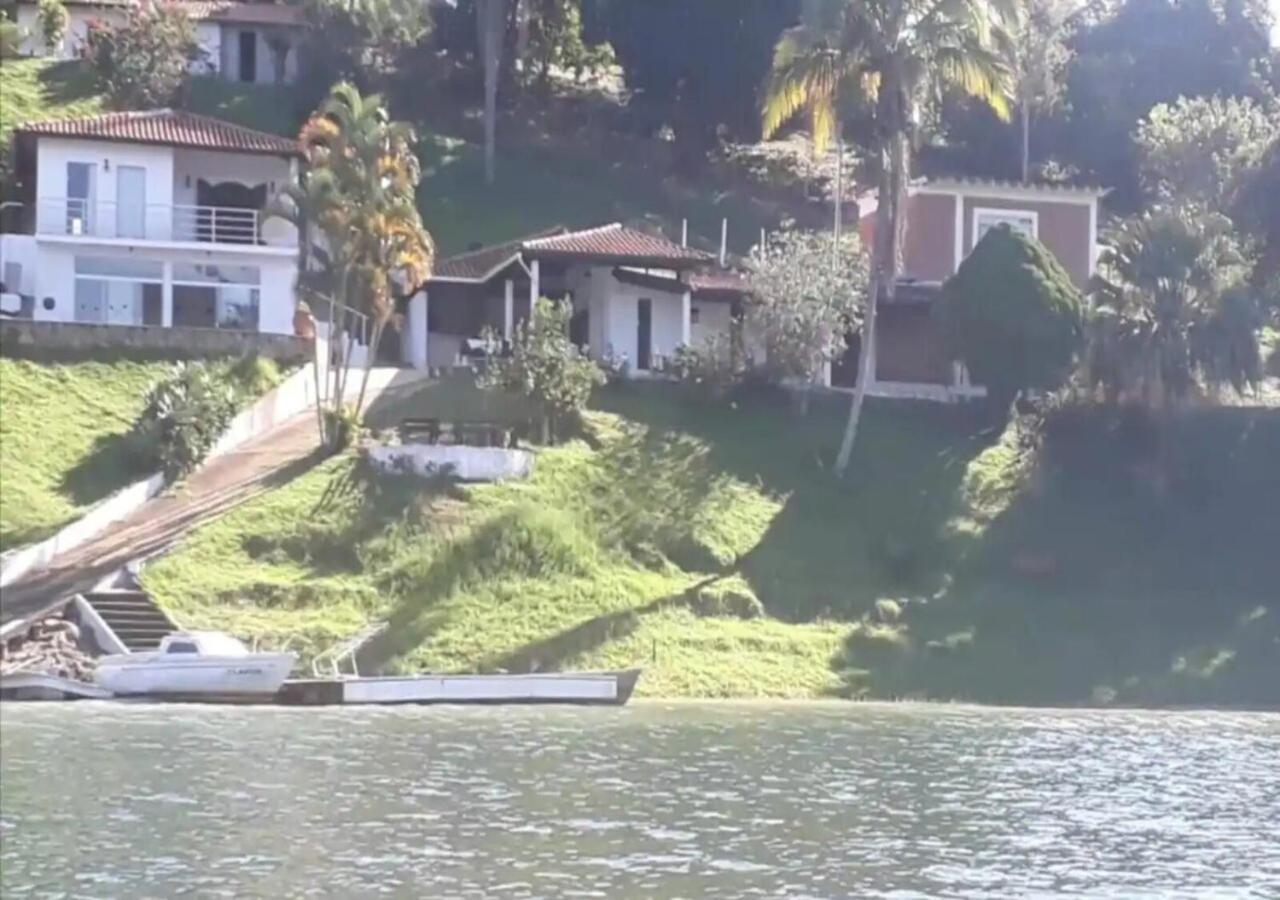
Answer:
1;360;322;588
367;444;534;482
0;320;309;362
208;363;320;459
0;471;166;589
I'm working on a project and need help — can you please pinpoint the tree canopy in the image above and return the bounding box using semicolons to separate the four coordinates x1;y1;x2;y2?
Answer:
942;225;1086;403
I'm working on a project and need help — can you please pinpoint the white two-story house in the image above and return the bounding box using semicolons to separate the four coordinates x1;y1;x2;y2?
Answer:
0;109;300;335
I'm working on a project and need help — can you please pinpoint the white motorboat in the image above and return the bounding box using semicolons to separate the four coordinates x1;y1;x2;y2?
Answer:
95;631;295;699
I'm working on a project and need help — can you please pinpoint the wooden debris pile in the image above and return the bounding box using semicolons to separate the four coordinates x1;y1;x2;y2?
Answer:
0;618;97;682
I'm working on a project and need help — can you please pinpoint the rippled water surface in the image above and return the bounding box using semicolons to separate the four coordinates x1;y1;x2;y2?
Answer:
2;703;1278;897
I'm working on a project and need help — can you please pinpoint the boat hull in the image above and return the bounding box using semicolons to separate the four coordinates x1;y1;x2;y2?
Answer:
95;653;295;697
278;670;642;706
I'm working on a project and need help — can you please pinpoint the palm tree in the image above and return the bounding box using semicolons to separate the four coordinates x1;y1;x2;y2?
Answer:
272;82;434;446
1089;208;1261;406
762;0;1012;476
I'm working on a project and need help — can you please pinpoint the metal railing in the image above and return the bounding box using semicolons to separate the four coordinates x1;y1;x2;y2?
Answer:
34;198;276;246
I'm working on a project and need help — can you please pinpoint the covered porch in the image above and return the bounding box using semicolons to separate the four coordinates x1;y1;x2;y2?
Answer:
403;224;728;376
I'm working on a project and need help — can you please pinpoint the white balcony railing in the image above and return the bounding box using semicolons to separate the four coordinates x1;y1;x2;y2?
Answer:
35;198;283;246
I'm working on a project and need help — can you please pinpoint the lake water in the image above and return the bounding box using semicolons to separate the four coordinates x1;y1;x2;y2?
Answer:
1;703;1277;898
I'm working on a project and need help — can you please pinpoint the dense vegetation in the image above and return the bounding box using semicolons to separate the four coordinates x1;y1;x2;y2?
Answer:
142;381;1279;705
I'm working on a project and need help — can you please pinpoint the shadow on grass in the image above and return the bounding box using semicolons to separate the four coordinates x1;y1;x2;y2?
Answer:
241;458;463;578
37;60;101;105
57;429;153;507
596;383;1000;621
833;404;1280;707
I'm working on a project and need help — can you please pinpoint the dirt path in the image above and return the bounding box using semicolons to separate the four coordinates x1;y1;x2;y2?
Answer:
0;414;324;627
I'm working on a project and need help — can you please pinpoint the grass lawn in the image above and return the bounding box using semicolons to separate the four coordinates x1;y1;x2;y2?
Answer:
0;355;170;549
141;379;1280;705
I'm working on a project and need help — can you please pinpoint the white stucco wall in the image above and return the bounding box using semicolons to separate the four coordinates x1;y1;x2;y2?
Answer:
690;298;732;349
30;241;297;334
171;150;293;204
0;235;40;298
600;275;685;372
219;24;300;84
195;22;221;74
36;138;176;240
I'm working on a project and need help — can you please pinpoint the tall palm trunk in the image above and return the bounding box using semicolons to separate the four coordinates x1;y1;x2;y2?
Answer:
476;0;504;185
834;129;907;476
1020;104;1031;183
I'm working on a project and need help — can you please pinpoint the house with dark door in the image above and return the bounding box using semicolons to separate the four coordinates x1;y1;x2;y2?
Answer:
14;0;304;85
847;177;1106;401
402;224;748;376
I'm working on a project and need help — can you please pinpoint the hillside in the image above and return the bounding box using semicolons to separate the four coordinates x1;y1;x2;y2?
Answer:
0;59;781;258
141;381;1280;706
0;355;170;549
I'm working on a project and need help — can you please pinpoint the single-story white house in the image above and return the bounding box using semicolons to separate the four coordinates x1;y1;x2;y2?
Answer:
13;0;304;84
403;223;748;376
0;109;301;333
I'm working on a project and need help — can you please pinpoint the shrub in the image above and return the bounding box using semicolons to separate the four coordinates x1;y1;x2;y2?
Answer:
136;363;239;478
690;577;764;619
479;298;605;443
664;334;743;402
941;225;1085;404
83;0;202;108
228;352;283;398
37;0;67;50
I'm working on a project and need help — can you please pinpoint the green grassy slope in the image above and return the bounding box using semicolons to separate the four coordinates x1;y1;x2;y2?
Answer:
141;381;1280;706
0;355;170;549
0;59;104;146
417;134;780;256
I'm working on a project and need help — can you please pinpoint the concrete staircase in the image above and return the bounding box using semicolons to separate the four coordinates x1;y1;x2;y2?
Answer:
82;590;176;652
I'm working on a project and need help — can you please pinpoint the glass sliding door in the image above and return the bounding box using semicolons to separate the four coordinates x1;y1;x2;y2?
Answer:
116;166;147;239
65;162;93;235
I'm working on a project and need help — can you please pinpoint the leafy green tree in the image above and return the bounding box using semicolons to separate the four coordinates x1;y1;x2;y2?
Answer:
941;226;1085;403
761;0;1012;475
272;83;435;446
300;0;431;95
37;0;67;51
481;298;606;443
1005;0;1075;182
1088;208;1263;405
83;0;201;109
524;0;614;92
1235;136;1280;282
747;228;866;412
1135;94;1278;214
1059;0;1275;211
592;0;799;171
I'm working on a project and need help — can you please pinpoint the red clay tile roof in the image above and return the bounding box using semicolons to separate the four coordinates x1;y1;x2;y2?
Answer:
688;270;750;295
523;223;711;268
184;1;304;24
433;227;566;282
16;109;300;156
